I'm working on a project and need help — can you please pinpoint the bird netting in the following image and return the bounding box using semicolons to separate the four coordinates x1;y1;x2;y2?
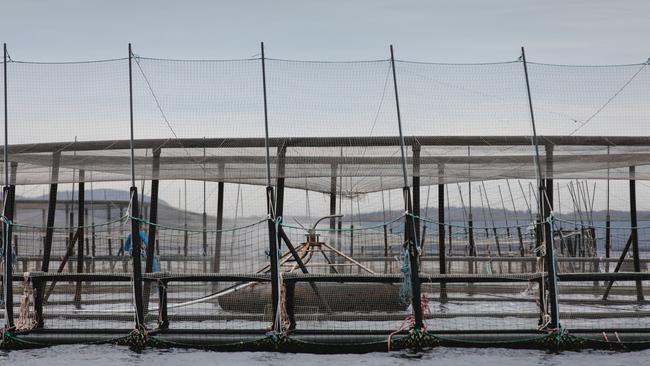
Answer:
1;51;650;351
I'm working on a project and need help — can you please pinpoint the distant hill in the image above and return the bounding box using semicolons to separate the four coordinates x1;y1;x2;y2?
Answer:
30;188;163;204
12;189;650;229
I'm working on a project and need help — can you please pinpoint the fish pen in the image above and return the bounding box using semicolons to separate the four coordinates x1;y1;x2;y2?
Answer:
2;44;650;352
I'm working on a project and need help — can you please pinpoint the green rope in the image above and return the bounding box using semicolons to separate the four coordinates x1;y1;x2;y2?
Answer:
279;214;406;232
412;213;537;230
551;215;650;230
129;215;267;233
3;214;128;230
0;329;47;349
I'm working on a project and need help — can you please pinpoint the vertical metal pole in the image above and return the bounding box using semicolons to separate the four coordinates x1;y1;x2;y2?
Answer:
202;141;207;258
3;44;8;191
521;47;559;329
144;148;160;314
544;146;554;272
2;43;13;329
261;42;281;332
438;164;447;302
261;43;272;188
146;148;160;270
128;43;145;327
545;145;554;218
74;170;85;308
35;152;60;327
130;187;145;327
380;178;389;272
498;185;511;245
213;163;224;273
128;44;136;188
390;46;409;188
2;184;15;328
3;163;16;327
275;145;286;219
468;147;475;274
412;143;421;246
629;166;644;301
183;179;187;258
107;201;113;257
446;184;453;257
329;163;337;270
389;45;423;330
605;147;611;266
482;181;502;256
90;177;96;272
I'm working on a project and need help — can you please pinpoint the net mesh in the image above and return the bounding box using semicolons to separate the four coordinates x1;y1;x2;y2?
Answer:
1;53;650;350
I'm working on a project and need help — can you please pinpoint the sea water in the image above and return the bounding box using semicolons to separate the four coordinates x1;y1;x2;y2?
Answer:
1;345;648;366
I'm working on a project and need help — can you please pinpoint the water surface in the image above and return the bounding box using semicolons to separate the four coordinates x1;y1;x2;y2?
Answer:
1;345;646;366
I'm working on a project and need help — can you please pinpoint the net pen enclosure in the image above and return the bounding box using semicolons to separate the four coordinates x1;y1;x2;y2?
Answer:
2;48;650;352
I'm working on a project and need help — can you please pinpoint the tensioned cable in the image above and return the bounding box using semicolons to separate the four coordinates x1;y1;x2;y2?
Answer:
349;62;395;193
10;57;128;65
568;61;649;136
132;57;182;141
132;56;229;184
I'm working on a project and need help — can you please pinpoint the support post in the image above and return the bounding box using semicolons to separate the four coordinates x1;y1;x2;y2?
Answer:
544;146;554;276
266;185;280;330
438;164;447;302
274;145;295;326
605;146;611;268
130;187;145;327
2;162;17;326
2;185;16;328
3;186;16;329
629;166;644;301
412;143;421;245
144;148;160;314
213;164;225;273
329;163;337;271
522;47;559;329
390;45;423;330
128;44;145;327
276;145;286;219
545;145;554;226
107;203;113;256
468;147;476;273
468;212;475;273
183;180;188;259
2;43;14;329
261;42;281;332
202;214;207;256
202;142;207;261
74;170;85;308
403;187;423;328
35;152;60;327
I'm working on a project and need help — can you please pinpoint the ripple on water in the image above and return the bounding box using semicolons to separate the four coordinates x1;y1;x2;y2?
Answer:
0;345;646;366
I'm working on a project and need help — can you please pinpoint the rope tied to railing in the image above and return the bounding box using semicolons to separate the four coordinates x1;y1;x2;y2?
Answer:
0;215;12;226
15;273;37;331
399;245;412;306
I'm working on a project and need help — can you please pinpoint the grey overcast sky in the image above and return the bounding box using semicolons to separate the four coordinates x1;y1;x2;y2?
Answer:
1;0;649;64
3;0;650;219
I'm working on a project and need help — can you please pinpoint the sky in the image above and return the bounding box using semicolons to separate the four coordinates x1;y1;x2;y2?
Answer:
2;0;650;222
1;0;649;64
